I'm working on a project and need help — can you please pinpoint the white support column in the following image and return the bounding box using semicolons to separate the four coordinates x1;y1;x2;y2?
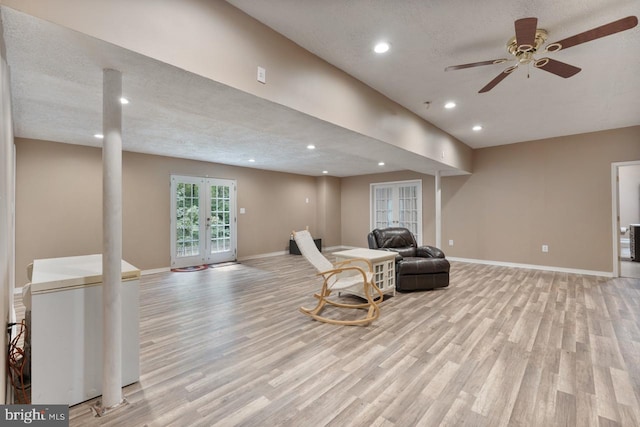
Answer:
100;69;124;412
435;171;442;249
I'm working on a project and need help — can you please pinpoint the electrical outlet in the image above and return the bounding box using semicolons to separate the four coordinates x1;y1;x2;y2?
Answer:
257;66;266;84
542;244;549;253
448;240;454;246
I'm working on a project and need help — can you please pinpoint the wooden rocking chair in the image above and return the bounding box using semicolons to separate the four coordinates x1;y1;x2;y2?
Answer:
293;230;383;326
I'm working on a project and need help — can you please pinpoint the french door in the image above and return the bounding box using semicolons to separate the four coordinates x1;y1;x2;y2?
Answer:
170;175;237;268
370;180;422;244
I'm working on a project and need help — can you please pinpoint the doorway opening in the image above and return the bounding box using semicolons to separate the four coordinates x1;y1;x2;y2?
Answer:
611;161;640;278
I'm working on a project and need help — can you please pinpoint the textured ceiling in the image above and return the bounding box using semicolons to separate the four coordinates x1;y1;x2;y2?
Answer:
3;1;639;179
228;0;640;148
2;6;453;178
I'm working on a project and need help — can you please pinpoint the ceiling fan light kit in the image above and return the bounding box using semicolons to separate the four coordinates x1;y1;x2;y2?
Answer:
446;15;638;93
534;58;549;68
545;43;562;52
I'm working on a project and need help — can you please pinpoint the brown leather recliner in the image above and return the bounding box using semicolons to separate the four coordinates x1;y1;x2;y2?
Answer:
367;227;450;292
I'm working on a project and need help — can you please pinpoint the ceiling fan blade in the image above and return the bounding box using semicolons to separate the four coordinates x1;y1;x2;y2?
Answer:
534;57;581;78
514;17;538;51
546;16;638;52
479;67;517;93
445;59;509;71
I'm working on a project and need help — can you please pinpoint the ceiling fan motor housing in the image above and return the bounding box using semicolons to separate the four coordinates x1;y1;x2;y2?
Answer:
507;29;548;63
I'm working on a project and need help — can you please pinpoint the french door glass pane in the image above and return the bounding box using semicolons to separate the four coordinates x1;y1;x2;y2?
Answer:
375;187;393;228
398;185;418;235
176;182;200;257
210;185;231;254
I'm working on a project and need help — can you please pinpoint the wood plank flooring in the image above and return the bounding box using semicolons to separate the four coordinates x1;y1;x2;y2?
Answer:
16;255;640;426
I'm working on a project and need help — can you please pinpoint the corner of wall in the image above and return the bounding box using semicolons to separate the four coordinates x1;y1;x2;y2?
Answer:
315;175;341;247
0;8;16;403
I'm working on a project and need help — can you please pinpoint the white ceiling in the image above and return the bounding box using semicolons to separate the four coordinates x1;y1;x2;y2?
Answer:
2;1;639;178
229;0;640;148
0;6;455;178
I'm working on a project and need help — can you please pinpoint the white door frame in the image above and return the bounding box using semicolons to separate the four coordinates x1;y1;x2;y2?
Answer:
370;179;423;245
170;175;237;268
611;160;640;277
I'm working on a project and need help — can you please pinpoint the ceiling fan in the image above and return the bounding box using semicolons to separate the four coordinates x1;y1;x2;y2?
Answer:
445;15;638;93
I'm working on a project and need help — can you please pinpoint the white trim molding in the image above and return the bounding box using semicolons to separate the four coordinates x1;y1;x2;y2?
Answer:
238;250;288;261
238;245;353;261
448;257;613;278
141;267;171;276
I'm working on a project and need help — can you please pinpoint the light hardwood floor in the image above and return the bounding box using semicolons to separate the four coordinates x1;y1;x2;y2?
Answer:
16;254;640;426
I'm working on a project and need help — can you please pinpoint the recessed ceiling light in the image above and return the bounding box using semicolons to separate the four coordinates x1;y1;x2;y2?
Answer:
472;125;483;131
94;133;104;139
378;161;385;166
120;97;129;105
444;101;456;109
322;170;329;174
374;42;390;53
248;159;255;163
307;144;316;150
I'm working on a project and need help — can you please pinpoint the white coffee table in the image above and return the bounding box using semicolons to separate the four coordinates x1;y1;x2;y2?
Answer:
332;248;396;298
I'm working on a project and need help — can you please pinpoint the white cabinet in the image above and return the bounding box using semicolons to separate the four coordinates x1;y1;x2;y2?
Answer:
30;254;140;405
333;248;396;298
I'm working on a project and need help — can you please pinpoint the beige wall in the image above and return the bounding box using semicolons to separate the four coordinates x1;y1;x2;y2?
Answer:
442;126;640;272
316;176;341;248
3;0;472;173
341;171;437;248
15;138;325;286
14;126;640;289
341;127;639;273
619;165;640;228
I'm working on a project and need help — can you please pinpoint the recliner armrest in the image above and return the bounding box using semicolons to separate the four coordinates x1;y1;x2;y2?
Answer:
367;232;378;249
377;247;403;262
416;245;446;258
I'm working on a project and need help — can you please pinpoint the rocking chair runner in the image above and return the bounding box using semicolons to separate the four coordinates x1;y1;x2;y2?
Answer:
293;230;383;326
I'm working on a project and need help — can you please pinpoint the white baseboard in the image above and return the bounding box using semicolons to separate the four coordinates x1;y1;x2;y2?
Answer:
238;250;288;261
237;245;352;261
141;267;170;276
324;245;353;252
447;257;613;278
316;248;614;277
